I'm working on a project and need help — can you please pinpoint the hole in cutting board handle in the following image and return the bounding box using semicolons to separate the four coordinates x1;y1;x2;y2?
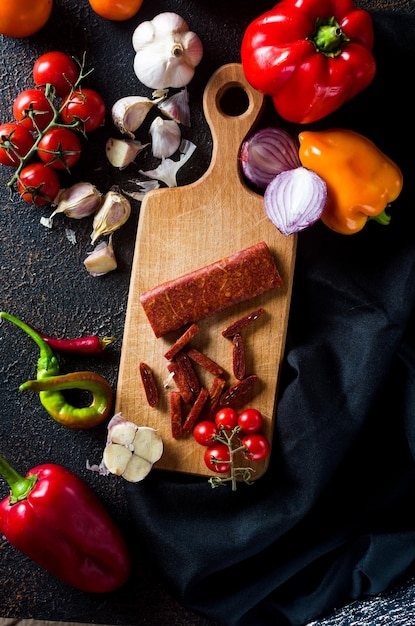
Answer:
218;85;250;117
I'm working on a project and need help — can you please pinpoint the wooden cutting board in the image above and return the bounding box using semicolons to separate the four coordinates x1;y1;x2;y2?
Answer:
115;63;297;481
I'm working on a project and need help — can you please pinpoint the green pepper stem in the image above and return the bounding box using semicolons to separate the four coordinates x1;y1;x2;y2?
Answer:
309;17;350;57
0;453;37;504
0;311;60;378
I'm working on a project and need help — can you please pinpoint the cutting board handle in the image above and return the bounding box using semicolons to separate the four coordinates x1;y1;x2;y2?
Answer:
202;63;265;184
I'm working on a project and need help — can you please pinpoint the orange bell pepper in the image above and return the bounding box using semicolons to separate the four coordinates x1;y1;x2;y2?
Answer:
298;129;403;234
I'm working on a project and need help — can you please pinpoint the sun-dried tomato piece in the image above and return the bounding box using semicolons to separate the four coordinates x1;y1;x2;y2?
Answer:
170;391;183;439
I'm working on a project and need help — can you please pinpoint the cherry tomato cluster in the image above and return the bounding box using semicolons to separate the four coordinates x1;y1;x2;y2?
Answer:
193;407;271;485
0;51;106;206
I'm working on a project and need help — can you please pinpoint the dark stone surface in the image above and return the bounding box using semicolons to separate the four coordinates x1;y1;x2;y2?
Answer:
1;1;414;625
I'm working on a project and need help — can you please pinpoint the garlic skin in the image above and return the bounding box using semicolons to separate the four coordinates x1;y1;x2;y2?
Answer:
84;237;117;277
106;137;148;169
132;12;203;89
91;190;131;243
149;116;181;159
139;138;196;187
111;95;155;138
51;182;102;219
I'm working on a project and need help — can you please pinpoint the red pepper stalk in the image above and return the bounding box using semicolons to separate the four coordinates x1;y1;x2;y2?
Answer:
0;452;130;593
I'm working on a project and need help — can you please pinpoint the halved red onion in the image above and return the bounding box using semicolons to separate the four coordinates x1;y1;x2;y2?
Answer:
264;167;327;236
240;127;301;189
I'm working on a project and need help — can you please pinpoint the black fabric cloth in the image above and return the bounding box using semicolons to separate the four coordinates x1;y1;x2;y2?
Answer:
126;6;415;626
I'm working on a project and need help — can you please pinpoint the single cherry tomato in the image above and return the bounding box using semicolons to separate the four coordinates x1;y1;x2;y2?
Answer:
33;52;79;97
215;408;238;431
88;0;144;21
0;123;34;166
17;162;60;206
61;88;106;132
13;89;54;132
37;127;82;170
237;408;264;434
0;0;53;38
242;434;270;462
204;444;231;473
193;421;219;446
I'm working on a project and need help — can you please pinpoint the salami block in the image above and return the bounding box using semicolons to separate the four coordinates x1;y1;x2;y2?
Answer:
140;242;283;337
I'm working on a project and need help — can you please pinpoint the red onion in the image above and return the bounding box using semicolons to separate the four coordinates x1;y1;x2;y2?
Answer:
264;167;327;236
240;127;301;189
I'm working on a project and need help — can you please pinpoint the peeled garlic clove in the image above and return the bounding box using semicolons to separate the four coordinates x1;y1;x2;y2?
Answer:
149;116;181;159
158;88;191;126
103;444;132;476
106;137;148;169
90;190;131;244
132;12;203;89
84;238;117;277
51;182;102;220
111;95;155;138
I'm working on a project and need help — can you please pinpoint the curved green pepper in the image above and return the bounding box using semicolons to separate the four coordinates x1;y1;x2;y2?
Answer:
0;311;113;429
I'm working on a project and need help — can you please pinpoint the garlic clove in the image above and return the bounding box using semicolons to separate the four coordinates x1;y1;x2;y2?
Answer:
111;95;155;138
149;116;181;159
132;12;203;90
103;444;132;476
158;88;191;126
50;182;103;220
90;190;131;243
84;237;118;277
106;137;148;169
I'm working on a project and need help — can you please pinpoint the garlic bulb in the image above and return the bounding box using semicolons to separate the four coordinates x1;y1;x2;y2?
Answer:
91;190;131;243
132;12;203;89
106;137;148;169
101;413;163;483
111;95;155;138
149;116;181;159
84;237;117;277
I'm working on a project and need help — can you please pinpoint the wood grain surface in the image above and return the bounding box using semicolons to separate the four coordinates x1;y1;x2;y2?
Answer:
115;63;297;479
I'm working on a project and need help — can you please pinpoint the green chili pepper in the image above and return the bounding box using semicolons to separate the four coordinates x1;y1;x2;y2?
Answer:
0;311;113;429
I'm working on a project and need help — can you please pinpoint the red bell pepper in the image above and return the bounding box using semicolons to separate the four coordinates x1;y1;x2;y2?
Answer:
241;0;376;124
0;452;130;593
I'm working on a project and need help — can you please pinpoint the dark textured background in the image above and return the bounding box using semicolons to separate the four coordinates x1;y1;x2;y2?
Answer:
0;1;414;625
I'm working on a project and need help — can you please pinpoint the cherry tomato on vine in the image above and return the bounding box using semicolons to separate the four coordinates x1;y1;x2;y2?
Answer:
204;444;231;473
17;163;60;206
0;0;53;38
242;434;270;462
237;408;263;434
61;88;106;132
0;123;34;166
13;89;54;132
215;408;238;431
37;127;82;170
88;0;144;21
33;52;79;97
193;421;219;446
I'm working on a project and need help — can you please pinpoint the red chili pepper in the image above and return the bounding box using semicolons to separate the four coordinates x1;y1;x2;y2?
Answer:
241;0;376;124
41;333;116;355
0;452;130;593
